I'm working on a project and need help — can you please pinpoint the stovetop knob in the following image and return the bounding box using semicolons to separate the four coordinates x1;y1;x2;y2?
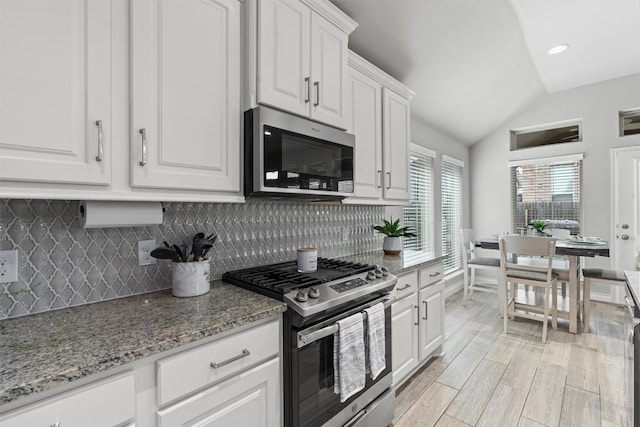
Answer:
295;290;308;302
308;287;320;299
366;271;376;281
381;266;389;277
374;269;383;278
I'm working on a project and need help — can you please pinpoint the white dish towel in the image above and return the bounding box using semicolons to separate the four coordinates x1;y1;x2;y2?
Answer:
333;312;366;402
364;302;386;380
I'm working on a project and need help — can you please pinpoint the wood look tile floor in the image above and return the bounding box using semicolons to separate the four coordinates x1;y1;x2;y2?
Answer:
393;289;631;427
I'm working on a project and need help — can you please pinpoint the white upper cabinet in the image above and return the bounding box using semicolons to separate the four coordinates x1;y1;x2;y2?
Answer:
254;0;356;129
0;0;111;186
346;64;383;199
131;0;241;193
345;51;414;204
382;88;411;201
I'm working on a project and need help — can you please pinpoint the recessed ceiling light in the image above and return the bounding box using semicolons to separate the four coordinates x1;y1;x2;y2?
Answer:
547;44;569;55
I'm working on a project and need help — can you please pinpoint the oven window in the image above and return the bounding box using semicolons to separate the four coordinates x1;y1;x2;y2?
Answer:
263;125;353;192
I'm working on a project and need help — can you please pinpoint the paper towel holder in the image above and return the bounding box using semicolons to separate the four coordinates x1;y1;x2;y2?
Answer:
79;200;164;229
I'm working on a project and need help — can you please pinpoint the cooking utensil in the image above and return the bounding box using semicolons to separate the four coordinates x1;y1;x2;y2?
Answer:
173;244;185;262
150;247;182;262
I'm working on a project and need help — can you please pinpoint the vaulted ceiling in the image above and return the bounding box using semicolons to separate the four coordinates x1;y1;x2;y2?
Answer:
330;0;640;145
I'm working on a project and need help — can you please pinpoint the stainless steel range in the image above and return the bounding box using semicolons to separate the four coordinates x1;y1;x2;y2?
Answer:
223;258;397;427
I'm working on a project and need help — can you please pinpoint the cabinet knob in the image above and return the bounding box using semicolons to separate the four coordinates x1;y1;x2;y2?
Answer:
313;81;320;107
139;128;147;166
304;77;310;104
95;120;103;162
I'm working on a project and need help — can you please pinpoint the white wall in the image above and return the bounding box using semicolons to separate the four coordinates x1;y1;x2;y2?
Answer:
470;73;640;269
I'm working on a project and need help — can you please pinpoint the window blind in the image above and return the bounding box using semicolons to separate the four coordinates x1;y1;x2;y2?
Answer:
441;156;463;273
510;156;583;234
403;147;435;255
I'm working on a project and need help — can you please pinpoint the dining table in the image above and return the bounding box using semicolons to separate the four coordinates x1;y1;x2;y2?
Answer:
476;235;610;334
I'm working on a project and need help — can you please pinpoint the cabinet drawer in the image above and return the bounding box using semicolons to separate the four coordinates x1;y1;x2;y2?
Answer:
157;357;281;427
419;263;444;288
0;372;134;427
157;320;279;406
393;271;418;300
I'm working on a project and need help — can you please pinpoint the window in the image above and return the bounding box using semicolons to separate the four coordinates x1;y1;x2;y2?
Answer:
619;108;640;136
510;154;583;233
403;145;435;257
441;155;464;273
510;119;582;151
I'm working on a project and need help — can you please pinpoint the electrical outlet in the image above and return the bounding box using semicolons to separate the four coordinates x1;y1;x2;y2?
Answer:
342;227;349;241
371;224;377;238
138;240;156;266
0;250;18;283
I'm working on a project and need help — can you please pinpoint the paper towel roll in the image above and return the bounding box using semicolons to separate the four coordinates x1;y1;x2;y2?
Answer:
79;201;163;229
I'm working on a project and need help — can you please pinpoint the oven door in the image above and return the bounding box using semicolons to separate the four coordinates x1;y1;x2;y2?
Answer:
289;296;393;427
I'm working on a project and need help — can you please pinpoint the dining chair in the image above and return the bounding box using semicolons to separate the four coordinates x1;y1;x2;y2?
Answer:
547;228;571;296
499;236;559;342
460;228;500;303
582;268;627;333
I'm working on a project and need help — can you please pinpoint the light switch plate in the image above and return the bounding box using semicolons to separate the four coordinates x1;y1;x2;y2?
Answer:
0;250;18;283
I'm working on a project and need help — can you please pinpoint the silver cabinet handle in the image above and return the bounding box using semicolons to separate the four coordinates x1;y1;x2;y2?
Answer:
397;283;411;291
430;272;441;278
139;128;147;166
386;172;391;189
51;423;60;427
313;81;320;107
423;300;428;320
304;77;310;104
414;304;419;326
95;120;103;162
210;349;250;369
377;170;383;188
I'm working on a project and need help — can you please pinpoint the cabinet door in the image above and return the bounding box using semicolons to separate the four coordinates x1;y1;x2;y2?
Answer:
0;372;134;427
257;0;310;117
346;65;383;199
157;357;281;427
419;282;445;361
309;12;348;129
131;0;240;192
0;0;110;185
382;88;410;201
391;294;419;386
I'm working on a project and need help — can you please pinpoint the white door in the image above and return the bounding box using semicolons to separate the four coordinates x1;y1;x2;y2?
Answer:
391;294;419;386
0;0;111;185
257;0;310;118
346;65;383;199
419;284;444;360
309;12;348;129
382;88;410;201
612;146;640;272
131;0;241;192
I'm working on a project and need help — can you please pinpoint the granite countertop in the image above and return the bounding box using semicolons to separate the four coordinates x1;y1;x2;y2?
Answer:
0;281;286;408
340;250;443;275
625;270;640;310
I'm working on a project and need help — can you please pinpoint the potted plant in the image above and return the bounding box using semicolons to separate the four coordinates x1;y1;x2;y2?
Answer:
532;220;548;236
374;217;416;255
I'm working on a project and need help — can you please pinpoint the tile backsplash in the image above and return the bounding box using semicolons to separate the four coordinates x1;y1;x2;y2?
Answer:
0;199;384;319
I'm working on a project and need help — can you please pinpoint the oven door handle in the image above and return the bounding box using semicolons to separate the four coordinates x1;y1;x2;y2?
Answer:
297;297;394;349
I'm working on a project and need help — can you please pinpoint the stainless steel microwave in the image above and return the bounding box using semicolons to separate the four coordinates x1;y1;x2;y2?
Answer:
244;106;355;201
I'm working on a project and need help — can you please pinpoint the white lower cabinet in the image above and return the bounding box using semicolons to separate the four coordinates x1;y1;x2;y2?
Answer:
0;372;135;427
155;319;281;427
391;262;445;387
157;357;280;427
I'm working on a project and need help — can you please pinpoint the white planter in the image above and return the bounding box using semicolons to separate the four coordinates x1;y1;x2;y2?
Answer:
383;236;403;255
171;260;211;297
